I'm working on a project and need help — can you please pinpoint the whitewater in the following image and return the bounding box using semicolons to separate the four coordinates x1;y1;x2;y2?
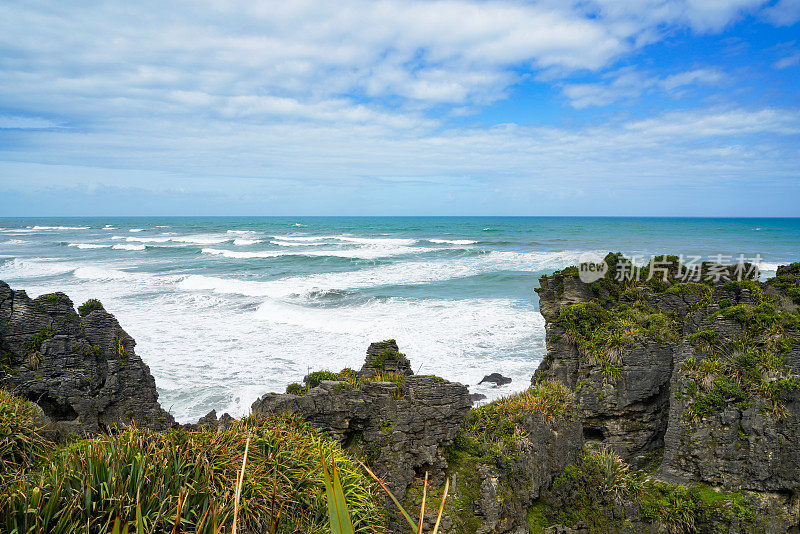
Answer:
1;216;797;422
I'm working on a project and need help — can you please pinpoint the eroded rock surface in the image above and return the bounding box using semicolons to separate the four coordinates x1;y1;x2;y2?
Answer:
252;340;471;499
0;280;174;432
532;258;800;533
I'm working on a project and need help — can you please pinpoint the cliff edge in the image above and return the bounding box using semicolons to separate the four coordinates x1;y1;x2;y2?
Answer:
0;280;174;432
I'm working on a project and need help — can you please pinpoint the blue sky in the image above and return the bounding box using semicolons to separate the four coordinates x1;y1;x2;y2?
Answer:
1;0;799;216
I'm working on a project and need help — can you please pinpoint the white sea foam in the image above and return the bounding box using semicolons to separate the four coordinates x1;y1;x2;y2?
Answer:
201;249;284;259
28;226;91;230
233;238;262;246
335;236;417;246
271;240;326;246
0;258;77;278
129;228;144;232
202;245;432;260
116;234;229;245
428;239;477;245
113;244;146;251
271;235;335;242
68;243;111;249
184;250;586;300
73;266;133;280
227;230;257;235
131;276;544;421
31;226;91;230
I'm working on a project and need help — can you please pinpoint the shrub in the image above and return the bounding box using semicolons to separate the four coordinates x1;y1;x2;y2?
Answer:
23;328;54;355
286;383;305;395
372;372;406;400
78;299;105;317
304;371;340;388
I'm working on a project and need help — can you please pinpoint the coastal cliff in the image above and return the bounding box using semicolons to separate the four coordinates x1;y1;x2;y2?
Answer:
0;280;173;432
529;256;800;533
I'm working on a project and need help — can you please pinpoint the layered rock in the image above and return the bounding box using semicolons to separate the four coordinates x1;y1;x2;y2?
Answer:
442;391;583;534
252;340;471;499
533;257;800;532
0;280;174;432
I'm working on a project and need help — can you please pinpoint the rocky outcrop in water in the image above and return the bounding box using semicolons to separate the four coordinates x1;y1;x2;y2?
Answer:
478;372;512;386
0;280;174;432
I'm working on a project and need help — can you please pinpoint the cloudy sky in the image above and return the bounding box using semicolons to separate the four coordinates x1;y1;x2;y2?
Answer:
1;0;799;216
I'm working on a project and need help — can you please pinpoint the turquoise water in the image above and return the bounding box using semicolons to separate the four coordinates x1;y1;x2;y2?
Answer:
1;216;798;422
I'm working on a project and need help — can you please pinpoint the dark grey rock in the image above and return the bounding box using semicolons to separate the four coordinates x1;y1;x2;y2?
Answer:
0;280;174;432
470;392;487;403
478;373;512;386
252;341;471;501
358;339;413;379
197;409;217;427
532;263;800;532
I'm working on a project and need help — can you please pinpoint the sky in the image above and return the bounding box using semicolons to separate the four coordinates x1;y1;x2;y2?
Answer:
1;0;799;216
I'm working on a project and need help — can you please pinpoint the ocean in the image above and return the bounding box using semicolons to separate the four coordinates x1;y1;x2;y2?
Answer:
1;216;798;423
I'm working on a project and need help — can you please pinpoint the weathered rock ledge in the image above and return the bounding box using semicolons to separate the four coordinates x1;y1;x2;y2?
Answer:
252;340;471;500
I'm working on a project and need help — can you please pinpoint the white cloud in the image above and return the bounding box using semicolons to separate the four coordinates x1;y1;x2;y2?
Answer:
660;68;724;91
562;67;725;108
0;0;796;211
774;53;800;69
0;115;62;129
0;0;778;120
762;0;800;25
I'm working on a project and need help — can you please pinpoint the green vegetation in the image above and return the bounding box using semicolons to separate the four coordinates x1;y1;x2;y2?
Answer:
556;299;679;376
528;447;639;532
665;282;712;299
305;371;342;388
0;390;385;534
78;299;105;316
299;367;409;399
639;483;757;533
325;453;448;534
679;269;800;420
0;390;51;486
437;381;577;531
286;383;305;395
367;341;409;371
527;447;758;534
23;328;54;356
72;343;102;357
768;261;800;304
41;293;70;304
464;380;575;455
372;372;406;400
682;336;800;419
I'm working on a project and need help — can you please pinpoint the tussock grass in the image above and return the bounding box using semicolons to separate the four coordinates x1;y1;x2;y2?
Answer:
0;390;51;484
450;380;577;473
486;380;576;421
682;334;800;420
556;301;679;379
0;393;386;534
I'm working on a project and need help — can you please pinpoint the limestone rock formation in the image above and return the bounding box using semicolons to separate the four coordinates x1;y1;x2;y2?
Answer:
0;280;174;432
252;340;471;499
533;257;800;532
